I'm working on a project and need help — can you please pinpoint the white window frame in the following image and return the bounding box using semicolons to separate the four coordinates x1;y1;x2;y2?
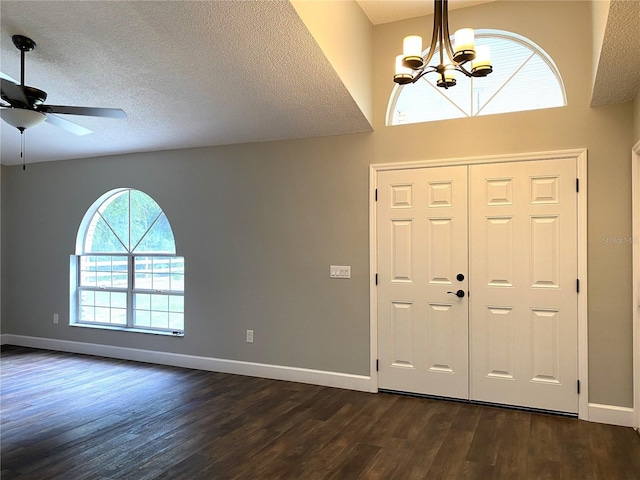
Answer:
70;189;184;336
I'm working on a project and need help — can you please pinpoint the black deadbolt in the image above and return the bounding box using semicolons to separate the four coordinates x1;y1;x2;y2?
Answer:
456;273;465;282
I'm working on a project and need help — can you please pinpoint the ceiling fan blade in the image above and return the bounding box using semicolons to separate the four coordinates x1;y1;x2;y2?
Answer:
44;113;93;136
0;77;28;106
0;71;19;83
39;104;126;119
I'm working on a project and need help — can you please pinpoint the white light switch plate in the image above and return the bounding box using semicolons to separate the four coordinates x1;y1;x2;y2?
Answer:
330;265;351;278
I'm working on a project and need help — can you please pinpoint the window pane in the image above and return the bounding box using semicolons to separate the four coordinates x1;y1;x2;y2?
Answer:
79;256;97;287
80;290;95;306
393;74;467;124
171;274;184;292
112;273;128;288
152;257;171;290
134;257;153;289
134;309;151;327
171;257;185;274
151;295;169;311
111;292;127;309
135;256;152;272
135;293;150;310
151;311;169;329
80;305;94;322
134;256;183;292
133;214;176;254
168;295;184;313
478;54;565;116
135;273;153;290
98;191;130;251
111;308;127;325
95;291;110;307
130;191;163;251
169;313;184;330
95;307;111;323
80;255;128;288
81;256;96;270
85;215;127;253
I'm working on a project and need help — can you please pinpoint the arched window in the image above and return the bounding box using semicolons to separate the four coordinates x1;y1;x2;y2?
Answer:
71;189;184;335
387;30;566;125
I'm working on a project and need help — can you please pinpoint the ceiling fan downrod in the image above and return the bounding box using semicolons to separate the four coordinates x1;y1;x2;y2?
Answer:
12;35;37;88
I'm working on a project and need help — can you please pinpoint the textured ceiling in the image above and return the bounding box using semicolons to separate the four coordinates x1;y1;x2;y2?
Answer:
591;0;640;107
356;0;496;25
0;1;636;166
0;1;371;166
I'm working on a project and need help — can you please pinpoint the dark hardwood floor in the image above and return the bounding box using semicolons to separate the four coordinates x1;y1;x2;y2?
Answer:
1;346;639;479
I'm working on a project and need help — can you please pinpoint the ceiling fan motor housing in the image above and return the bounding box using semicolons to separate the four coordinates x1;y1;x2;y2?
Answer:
12;34;36;52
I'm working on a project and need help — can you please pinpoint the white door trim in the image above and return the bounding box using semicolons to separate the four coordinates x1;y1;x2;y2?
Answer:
370;148;589;419
632;140;640;430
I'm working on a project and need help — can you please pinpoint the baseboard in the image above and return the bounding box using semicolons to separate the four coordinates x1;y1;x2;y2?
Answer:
587;403;636;427
3;335;636;427
0;334;376;393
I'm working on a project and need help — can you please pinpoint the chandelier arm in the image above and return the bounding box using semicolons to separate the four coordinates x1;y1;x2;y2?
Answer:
423;0;442;68
441;0;458;66
413;66;439;83
455;64;474;78
438;6;445;69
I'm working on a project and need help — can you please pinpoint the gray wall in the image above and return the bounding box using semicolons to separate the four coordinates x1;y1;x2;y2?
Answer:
1;1;636;408
1;134;373;375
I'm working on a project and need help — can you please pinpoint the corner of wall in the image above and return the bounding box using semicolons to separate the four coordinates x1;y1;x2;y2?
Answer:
291;0;374;125
633;86;640;142
590;0;611;98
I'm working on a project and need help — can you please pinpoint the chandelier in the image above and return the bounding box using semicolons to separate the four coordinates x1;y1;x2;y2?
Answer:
393;0;492;88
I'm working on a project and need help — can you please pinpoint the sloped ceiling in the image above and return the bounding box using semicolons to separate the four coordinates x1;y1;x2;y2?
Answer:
0;0;636;166
0;1;371;166
591;0;640;107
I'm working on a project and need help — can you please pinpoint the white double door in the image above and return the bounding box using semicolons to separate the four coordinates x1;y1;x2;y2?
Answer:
377;159;578;413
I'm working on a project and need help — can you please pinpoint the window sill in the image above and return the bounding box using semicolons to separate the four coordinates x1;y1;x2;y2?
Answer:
69;323;184;337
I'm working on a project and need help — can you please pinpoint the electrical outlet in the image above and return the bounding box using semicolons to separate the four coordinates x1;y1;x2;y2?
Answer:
246;329;254;343
53;313;59;324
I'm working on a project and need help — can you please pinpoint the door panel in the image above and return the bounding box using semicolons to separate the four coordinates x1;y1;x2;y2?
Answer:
376;159;578;413
469;159;578;413
377;166;469;399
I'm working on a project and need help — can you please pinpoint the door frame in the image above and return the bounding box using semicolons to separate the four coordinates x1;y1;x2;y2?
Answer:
633;140;640;430
370;148;588;419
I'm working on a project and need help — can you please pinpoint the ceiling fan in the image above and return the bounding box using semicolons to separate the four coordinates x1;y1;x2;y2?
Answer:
1;34;126;137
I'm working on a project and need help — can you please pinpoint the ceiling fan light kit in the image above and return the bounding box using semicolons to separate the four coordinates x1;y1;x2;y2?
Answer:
0;108;46;130
393;0;493;88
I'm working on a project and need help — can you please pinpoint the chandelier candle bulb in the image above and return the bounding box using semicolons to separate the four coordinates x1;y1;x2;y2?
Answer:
471;44;492;76
394;54;414;84
402;35;424;69
437;68;457;88
454;28;475;62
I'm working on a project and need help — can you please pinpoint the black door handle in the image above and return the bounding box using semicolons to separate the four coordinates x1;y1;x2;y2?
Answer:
447;290;465;298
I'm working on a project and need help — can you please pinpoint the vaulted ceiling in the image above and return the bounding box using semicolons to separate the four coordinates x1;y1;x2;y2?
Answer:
0;1;637;166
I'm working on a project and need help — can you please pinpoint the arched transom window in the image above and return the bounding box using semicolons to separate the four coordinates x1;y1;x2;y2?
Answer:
71;189;184;335
387;30;566;125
